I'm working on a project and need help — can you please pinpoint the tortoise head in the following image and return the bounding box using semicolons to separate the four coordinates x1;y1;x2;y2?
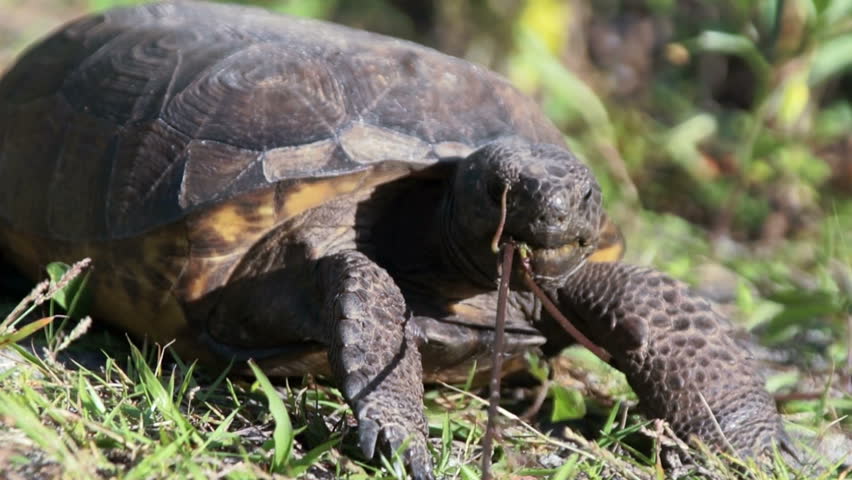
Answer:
447;137;603;286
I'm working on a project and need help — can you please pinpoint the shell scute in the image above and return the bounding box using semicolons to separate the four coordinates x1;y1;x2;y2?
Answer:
339;122;433;166
179;139;261;209
0;95;74;236
46;112;117;240
162;45;346;150
108;119;191;238
262;140;342;182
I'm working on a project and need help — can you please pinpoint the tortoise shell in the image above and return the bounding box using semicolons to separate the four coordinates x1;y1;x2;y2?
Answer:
0;1;617;376
0;1;563;240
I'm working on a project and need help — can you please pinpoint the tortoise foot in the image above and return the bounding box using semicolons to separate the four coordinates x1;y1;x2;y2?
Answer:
321;251;433;479
354;360;433;480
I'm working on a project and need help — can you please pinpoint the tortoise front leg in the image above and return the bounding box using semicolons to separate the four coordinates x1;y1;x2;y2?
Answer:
550;261;789;458
319;251;433;480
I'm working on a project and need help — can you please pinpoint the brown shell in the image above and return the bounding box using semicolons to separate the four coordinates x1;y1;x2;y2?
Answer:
0;0;564;242
0;1;571;360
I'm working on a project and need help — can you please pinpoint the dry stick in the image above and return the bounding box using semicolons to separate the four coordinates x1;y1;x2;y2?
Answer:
482;181;610;473
696;391;737;457
481;242;514;480
519;377;551;421
490;183;510;253
519;269;612;363
441;382;651;480
482;182;510;479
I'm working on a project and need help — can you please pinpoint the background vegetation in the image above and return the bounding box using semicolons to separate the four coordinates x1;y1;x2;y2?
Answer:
0;0;850;478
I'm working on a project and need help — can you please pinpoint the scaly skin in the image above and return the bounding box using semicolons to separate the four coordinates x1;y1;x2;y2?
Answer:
319;251;433;480
552;262;788;457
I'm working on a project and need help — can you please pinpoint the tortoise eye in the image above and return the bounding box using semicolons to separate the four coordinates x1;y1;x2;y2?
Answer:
583;186;594;202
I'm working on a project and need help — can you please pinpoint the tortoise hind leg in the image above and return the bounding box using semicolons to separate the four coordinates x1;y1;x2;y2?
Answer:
319;250;433;480
551;261;791;458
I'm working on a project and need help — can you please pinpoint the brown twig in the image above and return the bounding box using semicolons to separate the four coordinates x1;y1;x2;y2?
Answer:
697;391;737;457
520;377;551;421
481;242;514;479
490;183;510;253
519;268;612;363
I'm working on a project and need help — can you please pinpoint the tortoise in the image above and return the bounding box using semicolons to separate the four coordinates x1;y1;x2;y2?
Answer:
0;1;789;477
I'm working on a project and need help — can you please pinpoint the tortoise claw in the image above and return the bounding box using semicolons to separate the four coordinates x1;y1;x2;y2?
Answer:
358;415;380;460
356;401;434;479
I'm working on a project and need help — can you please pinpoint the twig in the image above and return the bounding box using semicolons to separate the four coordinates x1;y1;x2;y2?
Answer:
520;377;551;421
653;419;664;473
696;391;737;457
440;382;594;459
490;183;510;253
440;382;652;480
481;242;514;479
519;270;612;363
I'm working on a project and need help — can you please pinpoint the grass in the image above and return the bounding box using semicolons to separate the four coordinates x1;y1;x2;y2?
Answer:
0;255;845;479
0;0;850;478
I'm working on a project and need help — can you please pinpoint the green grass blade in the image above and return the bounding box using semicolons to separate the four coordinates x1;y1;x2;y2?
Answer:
198;407;240;451
690;30;771;81
0;315;54;346
124;428;194;480
600;400;622;436
288;434;341;476
0;390;91;479
810;33;852;85
128;343;197;440
551;453;580;480
248;359;293;473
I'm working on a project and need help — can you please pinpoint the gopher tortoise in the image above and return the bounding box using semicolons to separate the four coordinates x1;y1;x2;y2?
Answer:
0;1;788;477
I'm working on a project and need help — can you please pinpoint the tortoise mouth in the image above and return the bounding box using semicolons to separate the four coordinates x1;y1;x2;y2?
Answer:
524;241;587;282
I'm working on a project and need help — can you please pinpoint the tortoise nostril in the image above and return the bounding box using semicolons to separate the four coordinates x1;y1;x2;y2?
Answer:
556;215;566;223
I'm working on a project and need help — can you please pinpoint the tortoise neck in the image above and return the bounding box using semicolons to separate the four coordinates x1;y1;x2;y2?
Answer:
368;176;496;301
436;188;499;296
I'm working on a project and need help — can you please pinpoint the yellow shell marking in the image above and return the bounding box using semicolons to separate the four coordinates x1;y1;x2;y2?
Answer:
281;174;366;218
590;215;625;263
181;167;410;303
588;242;624;263
0;223;189;343
181;254;245;302
448;302;486;319
339;122;432;165
2;164;417;353
202;204;267;245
